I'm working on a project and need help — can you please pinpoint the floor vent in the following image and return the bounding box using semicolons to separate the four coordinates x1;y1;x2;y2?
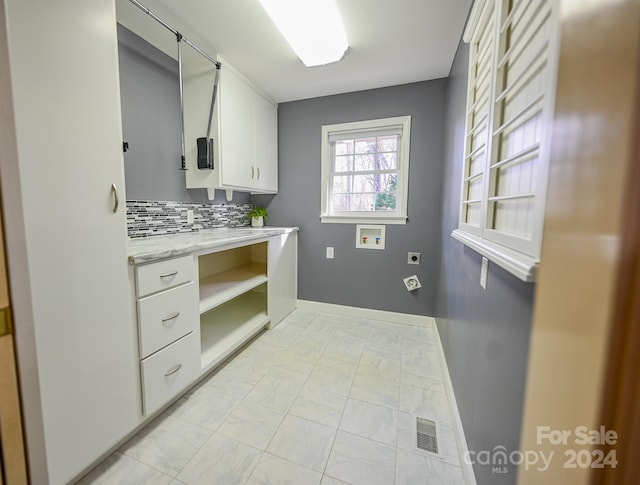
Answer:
416;417;439;454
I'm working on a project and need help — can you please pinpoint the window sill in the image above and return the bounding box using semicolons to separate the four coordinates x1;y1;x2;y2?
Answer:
451;229;538;282
320;214;407;225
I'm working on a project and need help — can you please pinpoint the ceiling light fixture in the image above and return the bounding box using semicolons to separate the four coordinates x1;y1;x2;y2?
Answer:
257;0;348;67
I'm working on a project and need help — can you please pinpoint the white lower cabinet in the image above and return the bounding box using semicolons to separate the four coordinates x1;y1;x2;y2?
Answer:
133;256;199;415
130;231;297;418
135;254;194;298
198;243;270;372
140;332;200;415
268;231;298;327
137;282;198;359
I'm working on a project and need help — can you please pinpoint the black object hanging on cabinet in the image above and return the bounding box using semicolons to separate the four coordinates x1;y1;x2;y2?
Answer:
197;137;214;169
197;63;221;170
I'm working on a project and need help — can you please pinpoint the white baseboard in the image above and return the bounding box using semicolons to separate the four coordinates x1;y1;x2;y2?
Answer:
433;323;477;485
296;299;435;328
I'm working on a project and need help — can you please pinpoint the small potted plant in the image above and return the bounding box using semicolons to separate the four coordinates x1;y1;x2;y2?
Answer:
247;207;267;228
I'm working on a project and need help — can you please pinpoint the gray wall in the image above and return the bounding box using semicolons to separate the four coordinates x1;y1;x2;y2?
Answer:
119;25;532;483
435;42;534;484
117;25;249;205
253;81;446;316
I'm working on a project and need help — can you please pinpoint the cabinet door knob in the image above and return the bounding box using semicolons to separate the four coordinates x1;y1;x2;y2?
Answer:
251;166;255;179
164;363;183;377
111;183;119;213
161;312;180;323
257;167;260;180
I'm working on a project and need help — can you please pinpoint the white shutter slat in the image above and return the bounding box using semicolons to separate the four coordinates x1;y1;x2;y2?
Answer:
455;0;559;281
460;0;495;231
484;0;554;251
495;43;548;103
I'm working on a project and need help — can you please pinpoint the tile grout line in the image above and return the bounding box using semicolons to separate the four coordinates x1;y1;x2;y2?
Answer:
273;313;342;481
248;313;322;472
317;314;367;481
92;309;469;484
162;333;285;482
202;319;311;484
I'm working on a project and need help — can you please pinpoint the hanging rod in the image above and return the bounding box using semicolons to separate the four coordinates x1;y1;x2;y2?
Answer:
128;0;221;69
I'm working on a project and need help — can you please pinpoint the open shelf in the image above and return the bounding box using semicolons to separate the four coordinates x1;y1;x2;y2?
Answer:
200;290;269;372
199;262;267;314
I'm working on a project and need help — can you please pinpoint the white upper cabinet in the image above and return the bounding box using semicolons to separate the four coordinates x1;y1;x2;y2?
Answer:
219;66;255;188
253;92;278;192
185;58;278;195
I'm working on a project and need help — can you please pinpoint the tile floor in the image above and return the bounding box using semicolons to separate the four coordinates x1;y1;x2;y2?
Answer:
79;309;467;485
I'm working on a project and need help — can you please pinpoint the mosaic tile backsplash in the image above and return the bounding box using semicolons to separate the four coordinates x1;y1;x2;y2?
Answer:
127;200;252;238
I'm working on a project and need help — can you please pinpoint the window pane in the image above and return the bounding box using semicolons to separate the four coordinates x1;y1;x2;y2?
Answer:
332;175;351;193
333;174;398;198
376;152;397;170
332;193;351;211
333;192;396;212
374;173;396;192
333;175;376;193
375;193;396;210
332;193;375;212
354;154;375;171
355;137;376;154
334;155;353;172
374;173;397;210
335;140;354;156
377;135;397;152
350;193;375;211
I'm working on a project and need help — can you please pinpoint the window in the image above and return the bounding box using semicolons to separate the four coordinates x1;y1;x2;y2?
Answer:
452;0;559;282
321;116;411;224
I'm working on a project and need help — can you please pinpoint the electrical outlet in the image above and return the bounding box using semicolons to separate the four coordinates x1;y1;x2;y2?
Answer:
408;252;421;265
480;257;488;289
326;247;334;259
187;209;194;224
403;275;422;291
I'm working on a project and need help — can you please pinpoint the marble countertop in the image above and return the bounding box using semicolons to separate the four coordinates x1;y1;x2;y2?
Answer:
127;227;298;264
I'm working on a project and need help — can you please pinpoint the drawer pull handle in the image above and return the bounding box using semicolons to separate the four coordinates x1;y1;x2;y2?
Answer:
164;364;183;377
160;271;178;279
162;312;180;323
111;184;119;213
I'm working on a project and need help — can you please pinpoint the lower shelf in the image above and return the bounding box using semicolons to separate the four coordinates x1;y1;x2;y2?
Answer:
200;290;270;372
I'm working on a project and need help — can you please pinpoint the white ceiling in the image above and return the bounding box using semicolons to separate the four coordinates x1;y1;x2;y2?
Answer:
116;0;473;103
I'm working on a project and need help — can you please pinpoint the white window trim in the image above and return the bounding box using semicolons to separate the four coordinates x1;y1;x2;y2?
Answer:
320;116;411;225
451;229;538;282
453;0;560;283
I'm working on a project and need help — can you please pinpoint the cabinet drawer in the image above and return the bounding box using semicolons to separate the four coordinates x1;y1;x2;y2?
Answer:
137;282;198;358
136;255;194;297
140;331;200;416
